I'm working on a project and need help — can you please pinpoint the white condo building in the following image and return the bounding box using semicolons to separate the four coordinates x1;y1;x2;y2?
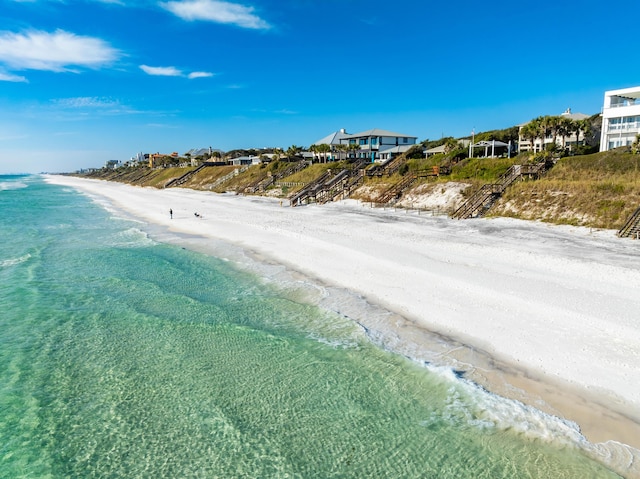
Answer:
600;86;640;152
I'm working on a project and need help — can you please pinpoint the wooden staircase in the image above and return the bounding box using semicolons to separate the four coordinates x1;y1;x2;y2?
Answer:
243;160;309;194
164;163;209;188
618;206;640;239
451;163;546;220
290;160;366;206
365;155;407;177
373;174;418;205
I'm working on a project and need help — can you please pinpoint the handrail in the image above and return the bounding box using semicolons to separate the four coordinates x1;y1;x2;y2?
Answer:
618;206;640;238
164;164;208;188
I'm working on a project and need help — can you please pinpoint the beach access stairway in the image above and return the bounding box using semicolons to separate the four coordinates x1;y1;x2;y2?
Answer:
164;163;209;188
365;155;407;177
617;206;640;239
290;160;367;206
372;174;418;205
451;162;547;220
242;160;309;194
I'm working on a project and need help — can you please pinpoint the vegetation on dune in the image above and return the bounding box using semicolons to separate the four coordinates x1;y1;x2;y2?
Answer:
490;150;640;228
74;128;640;231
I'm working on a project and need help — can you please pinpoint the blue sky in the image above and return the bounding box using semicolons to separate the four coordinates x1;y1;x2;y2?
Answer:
1;0;639;173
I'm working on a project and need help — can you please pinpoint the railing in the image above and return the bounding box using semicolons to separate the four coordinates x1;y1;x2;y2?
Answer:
206;166;249;190
451;163;546;220
165;164;208;188
617;206;640;239
373;174;417;205
608;99;640;108
606;122;640;132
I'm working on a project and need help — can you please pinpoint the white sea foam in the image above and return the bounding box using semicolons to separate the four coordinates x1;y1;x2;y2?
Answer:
0;254;31;268
0;180;28;191
111;227;155;248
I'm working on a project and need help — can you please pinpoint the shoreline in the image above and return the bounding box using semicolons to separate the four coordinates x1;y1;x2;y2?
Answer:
45;175;640;475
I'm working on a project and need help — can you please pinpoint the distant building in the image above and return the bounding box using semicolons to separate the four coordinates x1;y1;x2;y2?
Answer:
518;108;589;153
310;128;352;161
105;159;120;169
230;155;261;166
339;128;418;163
599;86;640;152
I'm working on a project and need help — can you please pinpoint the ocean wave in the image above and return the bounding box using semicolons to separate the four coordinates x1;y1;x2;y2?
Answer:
419;363;640;477
110;227;155;248
0;180;28;191
0;253;31;268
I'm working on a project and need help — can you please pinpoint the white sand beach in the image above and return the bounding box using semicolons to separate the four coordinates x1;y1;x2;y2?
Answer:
46;175;640;469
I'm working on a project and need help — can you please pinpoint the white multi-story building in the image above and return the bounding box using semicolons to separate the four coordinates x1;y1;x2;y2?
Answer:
600;86;640;152
340;128;418;162
518;108;589;153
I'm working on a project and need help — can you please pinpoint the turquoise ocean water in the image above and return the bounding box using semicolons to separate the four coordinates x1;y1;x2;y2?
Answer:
0;175;623;478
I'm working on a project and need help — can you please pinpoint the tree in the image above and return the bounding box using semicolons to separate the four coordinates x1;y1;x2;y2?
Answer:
286;145;302;160
520;122;539;152
347;143;360;160
557;117;574;151
335;143;348;161
316;143;331;163
443;137;459;154
632;134;640;155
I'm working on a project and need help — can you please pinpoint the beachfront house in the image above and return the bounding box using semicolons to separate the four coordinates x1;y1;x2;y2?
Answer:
518;108;589;153
599;86;640;152
339;128;418;163
310;128;352;162
230;155;262;166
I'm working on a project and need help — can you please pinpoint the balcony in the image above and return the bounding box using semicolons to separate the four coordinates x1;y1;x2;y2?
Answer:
607;122;640;132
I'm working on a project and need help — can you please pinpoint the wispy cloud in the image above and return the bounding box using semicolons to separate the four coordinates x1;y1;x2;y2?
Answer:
0;30;120;72
0;71;28;82
188;71;214;79
161;0;270;29
48;96;145;117
140;64;214;79
52;96;121;109
140;64;183;76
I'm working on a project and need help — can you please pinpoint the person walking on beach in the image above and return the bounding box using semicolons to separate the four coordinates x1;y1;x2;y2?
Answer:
169;208;173;219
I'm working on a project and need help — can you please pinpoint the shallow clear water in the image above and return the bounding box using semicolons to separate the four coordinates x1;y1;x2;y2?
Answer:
0;175;621;478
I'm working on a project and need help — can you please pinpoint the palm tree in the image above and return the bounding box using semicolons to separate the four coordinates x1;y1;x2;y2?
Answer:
335;143;348;161
520;122;538;153
347;142;360;160
286;145;302;161
575;119;592;147
316;143;331;163
557;117;574;150
308;144;319;162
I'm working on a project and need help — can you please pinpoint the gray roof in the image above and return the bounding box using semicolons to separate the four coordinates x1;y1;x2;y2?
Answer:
378;144;416;154
472;140;509;147
312;129;351;146
343;128;417;139
424;145;447;154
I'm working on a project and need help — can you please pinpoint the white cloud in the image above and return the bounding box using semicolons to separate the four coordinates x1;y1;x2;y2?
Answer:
0;30;120;72
161;0;270;29
140;64;183;76
0;71;28;82
52;97;121;108
140;65;214;79
188;71;213;79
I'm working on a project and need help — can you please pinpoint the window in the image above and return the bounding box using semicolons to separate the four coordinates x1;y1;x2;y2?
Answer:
359;138;368;146
371;137;378;145
403;137;409;143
